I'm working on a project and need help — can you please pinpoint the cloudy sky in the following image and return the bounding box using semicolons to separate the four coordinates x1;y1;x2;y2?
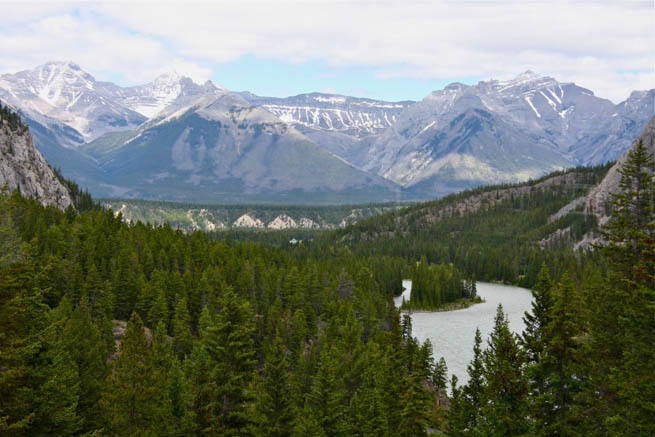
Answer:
1;0;653;102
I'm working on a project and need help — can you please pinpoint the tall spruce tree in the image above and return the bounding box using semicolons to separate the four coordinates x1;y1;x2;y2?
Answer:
59;299;108;433
199;287;257;436
522;263;555;426
304;345;347;436
256;333;294;437
535;274;582;435
398;370;431;437
479;305;530;435
583;138;655;435
462;328;485;431
102;312;167;435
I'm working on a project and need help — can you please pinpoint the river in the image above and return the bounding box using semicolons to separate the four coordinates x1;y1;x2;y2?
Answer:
394;279;533;385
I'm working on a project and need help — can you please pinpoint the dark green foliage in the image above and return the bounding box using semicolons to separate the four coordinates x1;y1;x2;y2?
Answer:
197;287;256;435
51;167;97;212
0;102;27;132
329;164;610;288
404;258;475;310
101;313;169;435
58;299;109;433
447;328;485;434
3;143;652;437
256;333;294;437
522;263;555;426
535;274;583;435
398;370;431;436
580;139;655;435
479;305;530;435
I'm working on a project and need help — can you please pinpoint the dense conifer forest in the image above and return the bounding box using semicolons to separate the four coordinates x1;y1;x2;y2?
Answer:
322;164;612;289
0;117;653;434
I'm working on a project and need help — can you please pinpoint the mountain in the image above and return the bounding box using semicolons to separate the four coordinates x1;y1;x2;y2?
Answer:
584;116;655;225
82;93;404;203
0;104;72;209
111;72;223;118
359;71;652;196
0;61;146;144
570;89;655;165
1;62;652;204
1;62;404;203
242;92;412;165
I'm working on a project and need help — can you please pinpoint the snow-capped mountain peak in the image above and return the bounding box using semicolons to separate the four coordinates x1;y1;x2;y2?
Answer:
116;73;222;118
0;61;146;144
20;60;97;108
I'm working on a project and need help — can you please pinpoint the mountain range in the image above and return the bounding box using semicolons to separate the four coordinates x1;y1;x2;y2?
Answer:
0;61;652;203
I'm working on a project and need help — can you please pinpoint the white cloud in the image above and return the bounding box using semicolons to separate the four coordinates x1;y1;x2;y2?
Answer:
157;59;214;85
0;0;653;101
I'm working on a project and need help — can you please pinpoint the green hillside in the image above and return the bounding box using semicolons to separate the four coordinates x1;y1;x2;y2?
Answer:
318;164;612;287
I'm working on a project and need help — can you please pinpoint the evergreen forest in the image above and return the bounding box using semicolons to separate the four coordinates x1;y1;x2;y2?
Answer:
1;107;653;434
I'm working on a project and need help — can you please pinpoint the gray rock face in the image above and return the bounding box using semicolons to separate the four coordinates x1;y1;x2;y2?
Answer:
111;73;223;118
585;117;655;221
360;71;653;195
83;93;403;203
2;62;652;204
571;89;655;165
0;61;146;144
0;117;72;209
0;62;224;146
242;92;412;164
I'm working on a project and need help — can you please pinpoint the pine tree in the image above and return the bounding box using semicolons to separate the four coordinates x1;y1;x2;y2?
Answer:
350;342;389;437
602;139;655;281
446;375;467;437
521;263;555;425
0;259;80;436
304;345;347;436
60;299;108;433
172;296;193;359
167;357;195;435
398;370;430;436
148;286;169;330
256;333;294;437
200;287;256;435
112;247;139;319
102;312;166;435
535;274;582;435
522;263;554;364
447;328;484;435
26;298;81;436
0;196;23;268
582;138;655;435
432;357;448;394
479;305;530;435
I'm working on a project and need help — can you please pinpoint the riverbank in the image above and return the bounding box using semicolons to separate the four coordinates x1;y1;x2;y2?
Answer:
397;281;533;385
400;296;484;313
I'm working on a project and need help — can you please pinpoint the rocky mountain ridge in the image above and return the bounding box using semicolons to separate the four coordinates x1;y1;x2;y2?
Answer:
1;62;652;204
582;117;655;226
359;71;653;196
0;104;73;209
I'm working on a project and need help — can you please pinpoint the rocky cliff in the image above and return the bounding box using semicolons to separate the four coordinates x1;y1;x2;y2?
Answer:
585;117;655;223
0;106;73;209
